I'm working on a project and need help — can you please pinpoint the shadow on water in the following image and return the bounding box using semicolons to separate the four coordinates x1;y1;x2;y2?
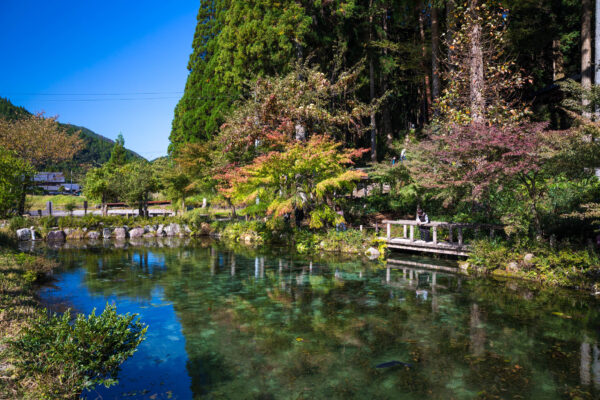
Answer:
21;239;600;399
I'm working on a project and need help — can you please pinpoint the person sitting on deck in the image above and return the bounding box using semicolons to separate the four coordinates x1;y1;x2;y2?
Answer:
416;208;430;242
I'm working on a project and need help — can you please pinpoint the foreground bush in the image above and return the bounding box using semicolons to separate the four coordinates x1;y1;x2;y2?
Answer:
9;304;147;398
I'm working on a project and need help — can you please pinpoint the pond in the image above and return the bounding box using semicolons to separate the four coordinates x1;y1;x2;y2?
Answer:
31;239;600;399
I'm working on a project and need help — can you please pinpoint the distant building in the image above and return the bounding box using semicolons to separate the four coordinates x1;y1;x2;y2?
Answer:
34;172;65;184
33;172;80;194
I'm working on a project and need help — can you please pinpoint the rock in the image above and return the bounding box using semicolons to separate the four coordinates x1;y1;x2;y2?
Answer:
523;253;535;265
16;228;33;241
86;231;101;240
156;224;165;236
46;230;66;242
129;227;145;238
506;262;520;273
102;228;112;239
67;229;86;240
144;225;156;232
164;223;181;237
183;225;192;235
200;222;212;236
63;228;72;236
113;227;128;239
365;247;381;259
143;232;156;238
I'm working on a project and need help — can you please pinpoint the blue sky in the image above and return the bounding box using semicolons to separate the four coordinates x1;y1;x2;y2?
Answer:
0;1;199;159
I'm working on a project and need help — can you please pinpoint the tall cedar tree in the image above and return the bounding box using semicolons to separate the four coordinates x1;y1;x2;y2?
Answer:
170;0;311;153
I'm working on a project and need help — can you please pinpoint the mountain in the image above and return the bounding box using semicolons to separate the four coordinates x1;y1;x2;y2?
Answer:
0;97;143;177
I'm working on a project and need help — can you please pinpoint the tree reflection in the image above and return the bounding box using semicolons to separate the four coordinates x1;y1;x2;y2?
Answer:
39;240;600;399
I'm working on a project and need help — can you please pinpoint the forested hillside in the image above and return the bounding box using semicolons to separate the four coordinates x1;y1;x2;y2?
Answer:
0;97;142;176
171;0;582;156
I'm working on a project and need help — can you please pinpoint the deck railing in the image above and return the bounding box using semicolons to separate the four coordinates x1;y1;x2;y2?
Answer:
382;219;503;247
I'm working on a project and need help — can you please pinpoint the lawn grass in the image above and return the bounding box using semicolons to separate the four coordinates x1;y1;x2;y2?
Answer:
26;194;89;211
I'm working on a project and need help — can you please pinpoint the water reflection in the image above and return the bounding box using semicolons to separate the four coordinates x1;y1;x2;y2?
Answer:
32;240;600;399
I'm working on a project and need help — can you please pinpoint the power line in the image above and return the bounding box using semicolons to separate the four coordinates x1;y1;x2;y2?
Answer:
3;91;184;96
13;96;183;102
4;95;243;102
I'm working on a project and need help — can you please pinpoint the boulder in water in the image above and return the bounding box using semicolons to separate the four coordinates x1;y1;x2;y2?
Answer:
164;223;181;237
129;227;145;238
86;231;101;240
16;228;33;241
114;227;128;239
365;247;381;259
46;230;66;242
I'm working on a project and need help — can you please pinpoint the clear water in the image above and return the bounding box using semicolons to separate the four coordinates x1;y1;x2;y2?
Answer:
32;239;600;399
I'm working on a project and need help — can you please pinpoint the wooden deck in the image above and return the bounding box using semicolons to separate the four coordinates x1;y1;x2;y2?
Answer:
381;219;502;257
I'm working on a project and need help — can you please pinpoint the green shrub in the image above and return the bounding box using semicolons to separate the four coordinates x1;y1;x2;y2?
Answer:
469;239;514;271
181;208;211;229
220;220;267;244
318;229;371;253
295;230;320;253
9;216;29;231
63;200;77;215
9;304;147;398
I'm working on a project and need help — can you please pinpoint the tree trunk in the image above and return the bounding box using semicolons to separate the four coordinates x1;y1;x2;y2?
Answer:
447;0;456;71
369;0;377;162
594;0;600;117
370;57;377;162
469;0;485;123
552;39;564;81
101;194;108;217
418;1;431;122
582;0;592;117
431;5;441;102
382;6;393;149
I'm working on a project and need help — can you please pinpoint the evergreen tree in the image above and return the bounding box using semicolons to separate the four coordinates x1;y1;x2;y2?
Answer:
108;133;128;167
170;0;311;154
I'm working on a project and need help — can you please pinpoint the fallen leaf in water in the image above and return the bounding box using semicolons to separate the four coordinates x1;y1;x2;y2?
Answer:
552;312;572;319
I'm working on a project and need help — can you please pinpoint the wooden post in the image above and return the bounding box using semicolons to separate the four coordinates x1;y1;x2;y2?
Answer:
46;201;52;216
403;224;407;238
458;227;463;246
83;201;88;215
433;226;437;244
375;222;379;233
386;223;391;240
410;225;414;242
490;228;494;239
448;226;453;243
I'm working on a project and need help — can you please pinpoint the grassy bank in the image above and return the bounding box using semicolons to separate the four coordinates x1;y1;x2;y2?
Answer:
466;239;600;292
4;212;383;256
0;230;146;399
